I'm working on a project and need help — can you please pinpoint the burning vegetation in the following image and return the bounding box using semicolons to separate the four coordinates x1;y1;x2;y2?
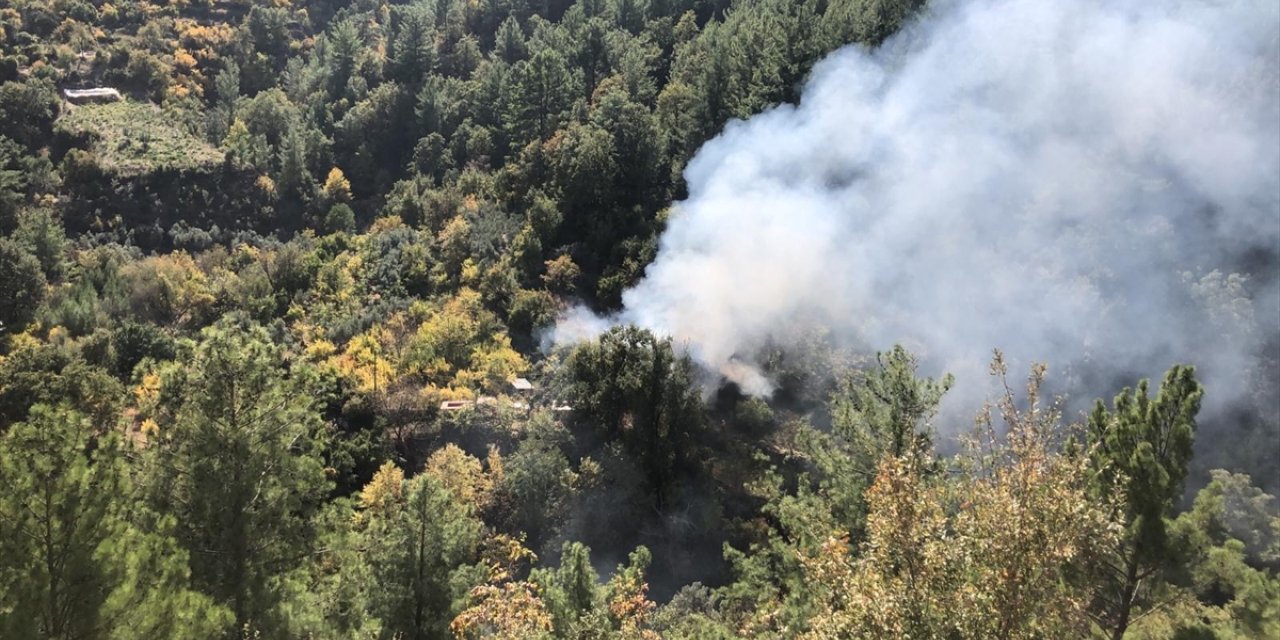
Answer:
0;0;1275;638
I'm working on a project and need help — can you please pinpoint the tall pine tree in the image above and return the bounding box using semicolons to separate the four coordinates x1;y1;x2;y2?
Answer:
0;405;229;639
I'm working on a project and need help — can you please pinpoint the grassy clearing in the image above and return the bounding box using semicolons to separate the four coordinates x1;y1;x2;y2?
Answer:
56;101;223;175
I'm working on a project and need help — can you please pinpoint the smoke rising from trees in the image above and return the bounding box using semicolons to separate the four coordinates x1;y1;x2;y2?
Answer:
556;0;1280;430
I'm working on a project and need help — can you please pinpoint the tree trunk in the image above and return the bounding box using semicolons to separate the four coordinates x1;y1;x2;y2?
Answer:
1110;551;1141;640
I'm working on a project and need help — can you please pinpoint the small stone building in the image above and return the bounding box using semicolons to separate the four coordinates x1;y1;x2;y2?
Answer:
63;88;122;104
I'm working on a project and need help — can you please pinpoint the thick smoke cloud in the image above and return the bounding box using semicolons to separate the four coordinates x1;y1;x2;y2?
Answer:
557;0;1280;424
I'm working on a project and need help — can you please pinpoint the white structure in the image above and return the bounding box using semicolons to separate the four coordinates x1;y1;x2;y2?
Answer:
63;88;122;103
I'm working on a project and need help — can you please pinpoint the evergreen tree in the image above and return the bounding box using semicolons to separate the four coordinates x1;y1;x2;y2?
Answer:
390;7;438;86
535;541;606;637
326;19;365;102
1085;365;1203;640
0;405;230;639
504;49;576;148
13;207;67;283
809;345;952;538
0;237;46;333
360;464;484;639
208;62;240;145
495;16;528;64
141;322;330;634
566;325;703;507
0;79;59;149
276;125;315;207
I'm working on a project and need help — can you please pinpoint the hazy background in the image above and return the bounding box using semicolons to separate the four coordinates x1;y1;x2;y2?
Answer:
556;0;1279;481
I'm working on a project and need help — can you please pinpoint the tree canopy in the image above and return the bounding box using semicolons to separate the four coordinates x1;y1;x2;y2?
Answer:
0;0;1274;637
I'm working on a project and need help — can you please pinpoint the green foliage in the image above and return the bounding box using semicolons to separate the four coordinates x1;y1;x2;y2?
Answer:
110;319;176;379
652;583;737;639
12;207;66;282
824;0;926;48
0;342;123;430
567;325;703;505
0;405;230;639
56;102;224;175
550;542;602;630
797;345;952;541
323;202;356;235
495;16;529;64
0;134;56;231
713;347;953;633
1130;472;1280;639
277;500;383;639
494;415;575;546
334;83;417;192
832;346;953;462
208;62;240;144
797;365;1112;639
325;18;367;104
5;3;1269;639
1089;365;1202;553
0;78;59;149
1086;365;1204;639
390;5;439;86
141;322;330;634
0;236;46;332
504;49;577;148
1177;470;1280;566
359;466;484;640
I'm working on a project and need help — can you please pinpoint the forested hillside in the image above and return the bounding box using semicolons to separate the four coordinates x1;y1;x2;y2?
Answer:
1;0;1277;637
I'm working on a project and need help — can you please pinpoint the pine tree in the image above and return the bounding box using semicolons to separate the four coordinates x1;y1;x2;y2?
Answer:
495;16;528;64
141;322;330;634
536;541;605;637
207;62;240;144
1085;365;1203;640
390;7;438;86
360;468;484;639
275;126;314;205
503;49;576;149
0;236;45;333
808;345;952;537
0;405;230;639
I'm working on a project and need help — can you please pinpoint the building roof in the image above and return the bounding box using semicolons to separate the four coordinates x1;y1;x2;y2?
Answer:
510;378;534;391
64;88;122;100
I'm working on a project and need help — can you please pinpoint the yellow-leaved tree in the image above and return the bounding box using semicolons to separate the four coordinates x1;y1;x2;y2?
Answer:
332;326;397;395
322;166;352;203
424;443;497;511
405;289;528;394
451;535;554;639
799;355;1118;639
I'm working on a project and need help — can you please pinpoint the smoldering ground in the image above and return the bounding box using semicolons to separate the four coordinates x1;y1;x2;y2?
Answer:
554;0;1280;478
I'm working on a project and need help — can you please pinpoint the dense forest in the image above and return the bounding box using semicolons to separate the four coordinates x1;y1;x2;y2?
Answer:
0;0;1277;637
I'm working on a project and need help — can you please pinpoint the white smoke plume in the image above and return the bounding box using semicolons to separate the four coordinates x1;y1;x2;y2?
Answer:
555;0;1280;419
